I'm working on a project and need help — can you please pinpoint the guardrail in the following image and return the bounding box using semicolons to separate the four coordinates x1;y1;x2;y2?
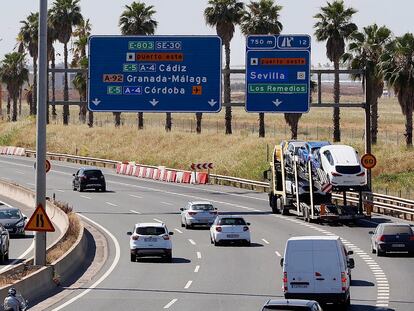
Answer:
22;150;414;221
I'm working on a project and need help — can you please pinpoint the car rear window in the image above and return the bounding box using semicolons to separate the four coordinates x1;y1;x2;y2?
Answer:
335;165;361;174
136;227;166;235
262;306;310;310
218;218;246;225
192;204;214;211
0;210;21;219
383;225;413;235
84;170;103;177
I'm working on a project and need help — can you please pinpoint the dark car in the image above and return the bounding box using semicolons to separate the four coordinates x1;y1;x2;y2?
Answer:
0;206;26;236
0;223;10;262
262;299;323;311
370;223;414;256
72;168;106;192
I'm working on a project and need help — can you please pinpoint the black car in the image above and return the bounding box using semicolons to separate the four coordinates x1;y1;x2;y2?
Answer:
370;223;414;256
0;206;26;236
262;299;323;311
72;168;106;192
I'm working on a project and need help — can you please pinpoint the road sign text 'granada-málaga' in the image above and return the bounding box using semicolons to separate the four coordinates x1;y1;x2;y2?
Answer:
245;34;311;113
88;36;222;112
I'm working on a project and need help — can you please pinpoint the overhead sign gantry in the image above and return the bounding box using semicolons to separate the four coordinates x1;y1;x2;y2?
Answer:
245;34;311;113
88;35;222;112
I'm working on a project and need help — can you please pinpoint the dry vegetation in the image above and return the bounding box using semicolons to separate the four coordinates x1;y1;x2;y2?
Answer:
0;96;413;198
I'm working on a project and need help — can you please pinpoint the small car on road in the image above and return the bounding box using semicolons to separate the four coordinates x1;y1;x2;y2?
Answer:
180;201;217;229
261;299;323;310
128;222;174;262
72;168;106;192
0;206;27;236
210;215;251;246
370;222;414;256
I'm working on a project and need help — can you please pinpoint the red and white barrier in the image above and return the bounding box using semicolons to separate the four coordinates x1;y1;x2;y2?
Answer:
0;146;26;156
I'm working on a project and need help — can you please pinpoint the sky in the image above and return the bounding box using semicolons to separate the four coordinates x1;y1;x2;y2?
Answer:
1;0;414;67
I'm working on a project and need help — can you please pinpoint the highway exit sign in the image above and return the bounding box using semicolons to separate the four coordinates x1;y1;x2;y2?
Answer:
88;36;222;112
245;35;311;113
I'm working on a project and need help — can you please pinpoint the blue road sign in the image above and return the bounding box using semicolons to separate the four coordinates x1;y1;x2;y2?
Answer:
88;36;222;112
245;34;311;113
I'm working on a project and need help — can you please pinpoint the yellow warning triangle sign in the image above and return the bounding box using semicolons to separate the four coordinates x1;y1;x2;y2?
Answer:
25;204;55;232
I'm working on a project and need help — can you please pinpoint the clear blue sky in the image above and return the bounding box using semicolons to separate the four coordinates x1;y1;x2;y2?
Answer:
1;0;413;67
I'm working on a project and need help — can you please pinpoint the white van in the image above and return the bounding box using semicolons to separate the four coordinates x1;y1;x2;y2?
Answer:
280;236;354;308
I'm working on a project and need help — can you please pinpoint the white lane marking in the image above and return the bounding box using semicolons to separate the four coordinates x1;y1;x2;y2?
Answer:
129;194;143;199
163;299;178;309
194;265;200;273
174;228;183;234
161;201;173;206
253;209;261;212
26;182;35;186
184;280;192;289
196;252;201;259
130;210;141;214
56;189;65;192
15;171;25;175
105;202;117;207
51;214;120;311
188;239;196;245
153;218;163;223
262;239;270;245
0;240;35;274
275;251;281;257
80;195;92;200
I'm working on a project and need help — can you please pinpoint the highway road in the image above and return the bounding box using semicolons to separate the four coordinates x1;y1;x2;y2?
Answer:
0;154;413;311
0;195;61;274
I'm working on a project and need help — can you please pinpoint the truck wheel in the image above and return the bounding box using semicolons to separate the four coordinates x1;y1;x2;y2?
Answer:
271;195;280;214
276;198;283;214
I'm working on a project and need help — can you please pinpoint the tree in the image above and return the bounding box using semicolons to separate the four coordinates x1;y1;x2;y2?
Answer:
19;12;39;116
0;52;29;122
195;112;203;134
343;24;391;144
72;18;92;124
314;0;357;142
119;1;157;130
240;0;283;137
49;0;83;125
380;33;414;146
205;0;244;134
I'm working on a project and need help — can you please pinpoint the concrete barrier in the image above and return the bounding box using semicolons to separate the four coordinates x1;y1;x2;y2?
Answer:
0;179;88;308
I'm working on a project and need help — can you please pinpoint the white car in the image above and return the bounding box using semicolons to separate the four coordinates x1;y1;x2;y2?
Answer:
127;222;173;262
210;215;251;246
318;145;366;187
180;201;217;228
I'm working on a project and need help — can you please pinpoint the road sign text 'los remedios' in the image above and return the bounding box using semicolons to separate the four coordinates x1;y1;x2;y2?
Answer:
88;36;222;112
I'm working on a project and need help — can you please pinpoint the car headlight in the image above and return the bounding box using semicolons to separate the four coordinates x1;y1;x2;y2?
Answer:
15;222;24;228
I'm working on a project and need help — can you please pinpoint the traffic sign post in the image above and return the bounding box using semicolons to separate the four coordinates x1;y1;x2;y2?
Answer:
245;35;311;113
88;36;222;112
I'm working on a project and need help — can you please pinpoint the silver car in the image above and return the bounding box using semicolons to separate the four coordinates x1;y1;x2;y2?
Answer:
180;201;217;229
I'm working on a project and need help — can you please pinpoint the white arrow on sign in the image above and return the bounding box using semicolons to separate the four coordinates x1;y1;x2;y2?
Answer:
92;98;101;106
149;99;159;106
272;99;283;107
208;99;217;107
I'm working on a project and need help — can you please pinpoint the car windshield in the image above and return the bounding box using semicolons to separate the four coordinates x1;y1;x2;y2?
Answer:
0;210;21;219
136;227;166;235
383;225;413;235
84;170;103;177
192;204;214;211
218;218;246;226
336;165;361;174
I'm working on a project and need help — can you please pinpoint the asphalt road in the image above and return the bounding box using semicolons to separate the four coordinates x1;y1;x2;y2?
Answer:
0;195;61;274
0;155;413;311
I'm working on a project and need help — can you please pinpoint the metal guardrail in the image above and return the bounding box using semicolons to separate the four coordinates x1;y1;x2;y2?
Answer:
23;150;414;221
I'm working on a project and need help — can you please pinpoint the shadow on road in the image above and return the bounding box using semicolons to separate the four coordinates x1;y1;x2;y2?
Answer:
11;234;34;240
351;279;375;287
135;257;191;264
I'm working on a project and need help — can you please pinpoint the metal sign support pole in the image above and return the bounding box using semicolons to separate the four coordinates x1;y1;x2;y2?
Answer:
34;0;48;266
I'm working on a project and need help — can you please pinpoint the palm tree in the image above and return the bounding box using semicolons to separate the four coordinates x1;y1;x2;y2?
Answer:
19;12;39;116
49;0;83;125
119;1;157;130
284;81;316;139
240;0;283;138
205;0;244;135
0;52;29;121
380;33;414;147
314;0;357;142
343;24;391;144
72;18;91;124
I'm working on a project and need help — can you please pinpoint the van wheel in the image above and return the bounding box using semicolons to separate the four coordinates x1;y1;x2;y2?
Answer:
130;253;136;262
371;245;376;254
